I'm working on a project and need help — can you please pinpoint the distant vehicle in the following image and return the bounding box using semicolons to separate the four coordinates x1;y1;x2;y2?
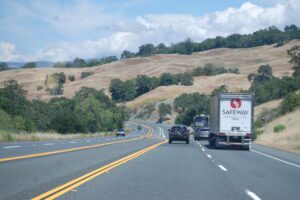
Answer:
168;125;190;144
116;128;126;137
193;115;210;140
137;125;142;130
209;93;253;150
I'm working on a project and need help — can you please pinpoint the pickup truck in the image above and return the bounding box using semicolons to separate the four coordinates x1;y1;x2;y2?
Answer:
168;125;190;144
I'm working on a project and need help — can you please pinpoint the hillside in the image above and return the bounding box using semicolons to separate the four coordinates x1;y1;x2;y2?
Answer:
126;73;250;108
0;40;298;101
255;108;300;154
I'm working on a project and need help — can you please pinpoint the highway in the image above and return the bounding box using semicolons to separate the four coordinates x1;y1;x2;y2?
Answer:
0;122;300;200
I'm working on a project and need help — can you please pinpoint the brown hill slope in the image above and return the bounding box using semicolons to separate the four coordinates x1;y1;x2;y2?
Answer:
0;40;298;100
255;108;300;154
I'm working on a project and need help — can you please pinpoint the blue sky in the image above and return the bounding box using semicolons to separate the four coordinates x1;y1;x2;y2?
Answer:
0;0;299;62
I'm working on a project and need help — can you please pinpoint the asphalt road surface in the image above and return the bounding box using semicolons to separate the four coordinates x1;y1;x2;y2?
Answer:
0;122;300;200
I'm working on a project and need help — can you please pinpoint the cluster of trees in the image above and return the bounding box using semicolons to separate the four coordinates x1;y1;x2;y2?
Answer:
158;103;172;122
249;65;300;104
174;92;211;125
0;81;127;134
191;64;239;76
110;63;239;102
53;56;118;68
121;25;300;58
109;73;194;102
0;62;9;71
22;62;36;69
45;72;67;95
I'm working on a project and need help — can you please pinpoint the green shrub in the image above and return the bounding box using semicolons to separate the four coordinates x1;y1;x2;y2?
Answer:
37;85;43;91
273;124;286;133
81;71;94;79
68;75;75;81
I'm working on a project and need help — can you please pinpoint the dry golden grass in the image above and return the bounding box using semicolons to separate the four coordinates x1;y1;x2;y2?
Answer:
0;40;298;100
126;74;250;108
254;99;282;120
0;132;114;142
255;108;300;153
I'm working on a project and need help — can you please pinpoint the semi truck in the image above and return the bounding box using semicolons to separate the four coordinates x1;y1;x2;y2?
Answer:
193;115;210;140
209;93;253;150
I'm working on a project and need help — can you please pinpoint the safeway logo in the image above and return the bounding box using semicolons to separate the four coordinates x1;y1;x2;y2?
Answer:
230;98;241;109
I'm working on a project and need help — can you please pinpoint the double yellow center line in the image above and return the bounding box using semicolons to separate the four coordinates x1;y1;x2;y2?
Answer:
33;140;167;200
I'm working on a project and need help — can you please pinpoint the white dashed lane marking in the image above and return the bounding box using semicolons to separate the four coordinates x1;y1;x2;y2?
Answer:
43;143;55;146
218;164;227;172
3;146;21;149
245;189;261;200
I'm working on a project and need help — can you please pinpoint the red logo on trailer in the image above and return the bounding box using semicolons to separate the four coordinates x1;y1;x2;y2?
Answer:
230;98;241;109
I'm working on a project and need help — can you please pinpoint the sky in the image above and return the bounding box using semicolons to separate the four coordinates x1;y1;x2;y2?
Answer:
0;0;299;62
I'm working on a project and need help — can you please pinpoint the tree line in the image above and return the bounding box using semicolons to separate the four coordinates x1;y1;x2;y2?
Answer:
1;25;299;72
0;81;127;134
121;25;300;58
109;64;239;102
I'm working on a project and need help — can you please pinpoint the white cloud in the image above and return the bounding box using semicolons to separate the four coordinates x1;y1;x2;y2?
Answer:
1;0;300;62
0;42;22;61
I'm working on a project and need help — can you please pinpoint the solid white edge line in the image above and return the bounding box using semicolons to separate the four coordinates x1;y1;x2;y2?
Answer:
218;164;227;171
251;149;300;168
245;189;261;200
3;146;21;149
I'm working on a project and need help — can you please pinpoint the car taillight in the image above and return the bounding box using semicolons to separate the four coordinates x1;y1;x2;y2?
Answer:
246;133;252;138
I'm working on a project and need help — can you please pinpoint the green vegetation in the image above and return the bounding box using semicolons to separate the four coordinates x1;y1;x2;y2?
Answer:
53;56;118;68
249;64;300;105
0;62;9;71
37;85;43;91
191;64;239;76
279;92;300;114
174;93;210;125
45;72;66;95
0;81;127;134
109;63;238;102
273;124;286;133
135;103;155;119
68;75;75;81
22;62;36;69
81;71;94;79
158;103;172;121
121;25;300;58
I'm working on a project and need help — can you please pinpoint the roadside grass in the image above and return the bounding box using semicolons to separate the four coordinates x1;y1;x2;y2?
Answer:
0;131;115;142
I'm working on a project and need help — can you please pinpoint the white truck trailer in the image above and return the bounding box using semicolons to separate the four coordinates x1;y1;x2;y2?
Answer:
209;93;254;150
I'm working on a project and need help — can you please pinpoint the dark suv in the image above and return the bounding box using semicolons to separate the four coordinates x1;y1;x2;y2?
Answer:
168;125;190;144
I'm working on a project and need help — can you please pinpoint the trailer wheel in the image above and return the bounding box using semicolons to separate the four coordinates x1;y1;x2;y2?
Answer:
209;134;215;146
215;137;222;148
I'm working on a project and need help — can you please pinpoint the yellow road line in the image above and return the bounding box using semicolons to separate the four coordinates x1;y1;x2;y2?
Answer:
32;140;167;200
0;129;152;163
